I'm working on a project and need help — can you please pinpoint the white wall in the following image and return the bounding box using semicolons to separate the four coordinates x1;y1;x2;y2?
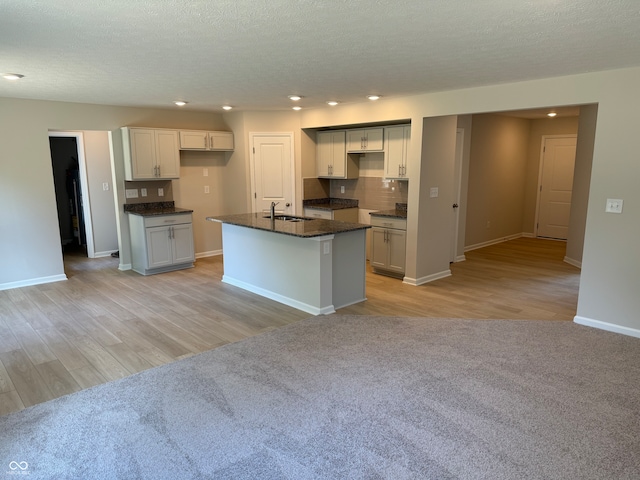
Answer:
82;131;119;256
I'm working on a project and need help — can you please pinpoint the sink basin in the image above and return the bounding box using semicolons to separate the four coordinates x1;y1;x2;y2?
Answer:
263;215;313;222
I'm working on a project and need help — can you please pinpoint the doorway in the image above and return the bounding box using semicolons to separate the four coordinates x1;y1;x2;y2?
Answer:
49;132;95;257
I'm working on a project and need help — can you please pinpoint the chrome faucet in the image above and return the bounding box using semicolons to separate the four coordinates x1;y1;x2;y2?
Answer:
270;201;279;220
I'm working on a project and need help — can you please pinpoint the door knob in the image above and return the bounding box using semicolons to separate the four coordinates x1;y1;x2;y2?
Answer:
286;203;291;207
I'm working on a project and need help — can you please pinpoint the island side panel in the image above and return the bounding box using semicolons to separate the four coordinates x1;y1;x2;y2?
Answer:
332;229;367;309
220;223;335;315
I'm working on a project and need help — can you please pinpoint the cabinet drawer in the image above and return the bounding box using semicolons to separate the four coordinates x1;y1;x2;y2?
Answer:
304;208;332;220
370;216;406;230
143;213;192;228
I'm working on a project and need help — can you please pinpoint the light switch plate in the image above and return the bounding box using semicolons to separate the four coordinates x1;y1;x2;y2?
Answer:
203;168;209;177
141;188;147;197
125;188;138;198
204;186;210;194
430;187;439;198
158;188;164;197
605;198;623;213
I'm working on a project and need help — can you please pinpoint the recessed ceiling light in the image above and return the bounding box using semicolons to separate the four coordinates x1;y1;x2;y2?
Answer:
222;105;233;110
292;106;302;111
173;100;187;106
327;101;339;106
547;112;557;117
288;95;302;101
367;95;381;101
2;73;24;81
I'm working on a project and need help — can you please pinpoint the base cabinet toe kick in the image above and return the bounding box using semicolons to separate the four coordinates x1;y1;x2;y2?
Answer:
207;213;370;315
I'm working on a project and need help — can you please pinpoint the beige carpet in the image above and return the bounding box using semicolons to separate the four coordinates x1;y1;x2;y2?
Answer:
1;315;639;479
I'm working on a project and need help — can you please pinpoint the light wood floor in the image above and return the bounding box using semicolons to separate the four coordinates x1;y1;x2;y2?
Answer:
0;237;579;415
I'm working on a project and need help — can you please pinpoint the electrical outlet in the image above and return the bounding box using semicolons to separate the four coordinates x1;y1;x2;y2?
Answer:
141;188;147;197
340;185;345;194
203;168;209;177
605;198;623;213
158;188;164;197
323;242;331;254
102;182;109;191
204;186;210;194
125;189;138;198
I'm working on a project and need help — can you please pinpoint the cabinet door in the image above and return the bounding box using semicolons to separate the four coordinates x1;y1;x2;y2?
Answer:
329;131;347;177
387;229;406;273
172;223;195;264
155;130;180;179
129;129;157;179
347;128;384;152
370;227;389;269
316;131;332;177
209;132;234;150
346;129;365;152
179;131;208;150
384;126;405;178
363;128;384;151
146;226;173;268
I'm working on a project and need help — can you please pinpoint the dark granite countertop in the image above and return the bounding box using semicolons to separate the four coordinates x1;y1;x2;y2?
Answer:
369;209;407;219
124;202;193;217
302;198;358;211
369;203;408;219
207;213;370;238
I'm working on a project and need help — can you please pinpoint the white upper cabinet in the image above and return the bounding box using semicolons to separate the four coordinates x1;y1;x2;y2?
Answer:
346;127;384;152
179;130;234;151
316;130;358;179
123;128;180;181
384;125;411;180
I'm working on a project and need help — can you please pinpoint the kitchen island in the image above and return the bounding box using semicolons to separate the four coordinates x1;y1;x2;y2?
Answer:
206;213;370;315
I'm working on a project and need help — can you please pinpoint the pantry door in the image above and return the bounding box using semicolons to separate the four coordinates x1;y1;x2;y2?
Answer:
250;133;295;215
536;135;577;240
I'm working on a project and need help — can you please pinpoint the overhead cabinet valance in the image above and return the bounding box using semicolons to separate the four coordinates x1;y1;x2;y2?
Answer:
179;130;234;151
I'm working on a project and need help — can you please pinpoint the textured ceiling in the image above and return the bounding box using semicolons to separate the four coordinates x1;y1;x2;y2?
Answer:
1;0;640;112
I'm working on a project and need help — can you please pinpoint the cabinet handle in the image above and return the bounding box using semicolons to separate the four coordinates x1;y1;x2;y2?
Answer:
157;165;161;177
398;165;401;176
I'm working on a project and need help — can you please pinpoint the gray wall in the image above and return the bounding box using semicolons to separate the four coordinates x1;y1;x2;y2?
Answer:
565;105;598;266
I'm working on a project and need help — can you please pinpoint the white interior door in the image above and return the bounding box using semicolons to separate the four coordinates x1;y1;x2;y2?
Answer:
250;133;295;215
537;136;577;240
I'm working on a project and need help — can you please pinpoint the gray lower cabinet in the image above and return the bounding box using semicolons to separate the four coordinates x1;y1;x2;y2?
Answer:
129;213;195;275
370;216;406;277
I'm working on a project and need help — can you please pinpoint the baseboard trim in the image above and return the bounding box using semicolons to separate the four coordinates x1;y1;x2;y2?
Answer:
455;255;466;263
464;233;523;252
563;256;582;269
118;263;132;271
222;275;335;316
522;232;535;238
0;274;67;291
93;250;118;258
574;316;640;339
403;269;451;286
195;250;222;259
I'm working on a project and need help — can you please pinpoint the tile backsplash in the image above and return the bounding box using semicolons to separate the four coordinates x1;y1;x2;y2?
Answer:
303;177;408;211
124;180;173;204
